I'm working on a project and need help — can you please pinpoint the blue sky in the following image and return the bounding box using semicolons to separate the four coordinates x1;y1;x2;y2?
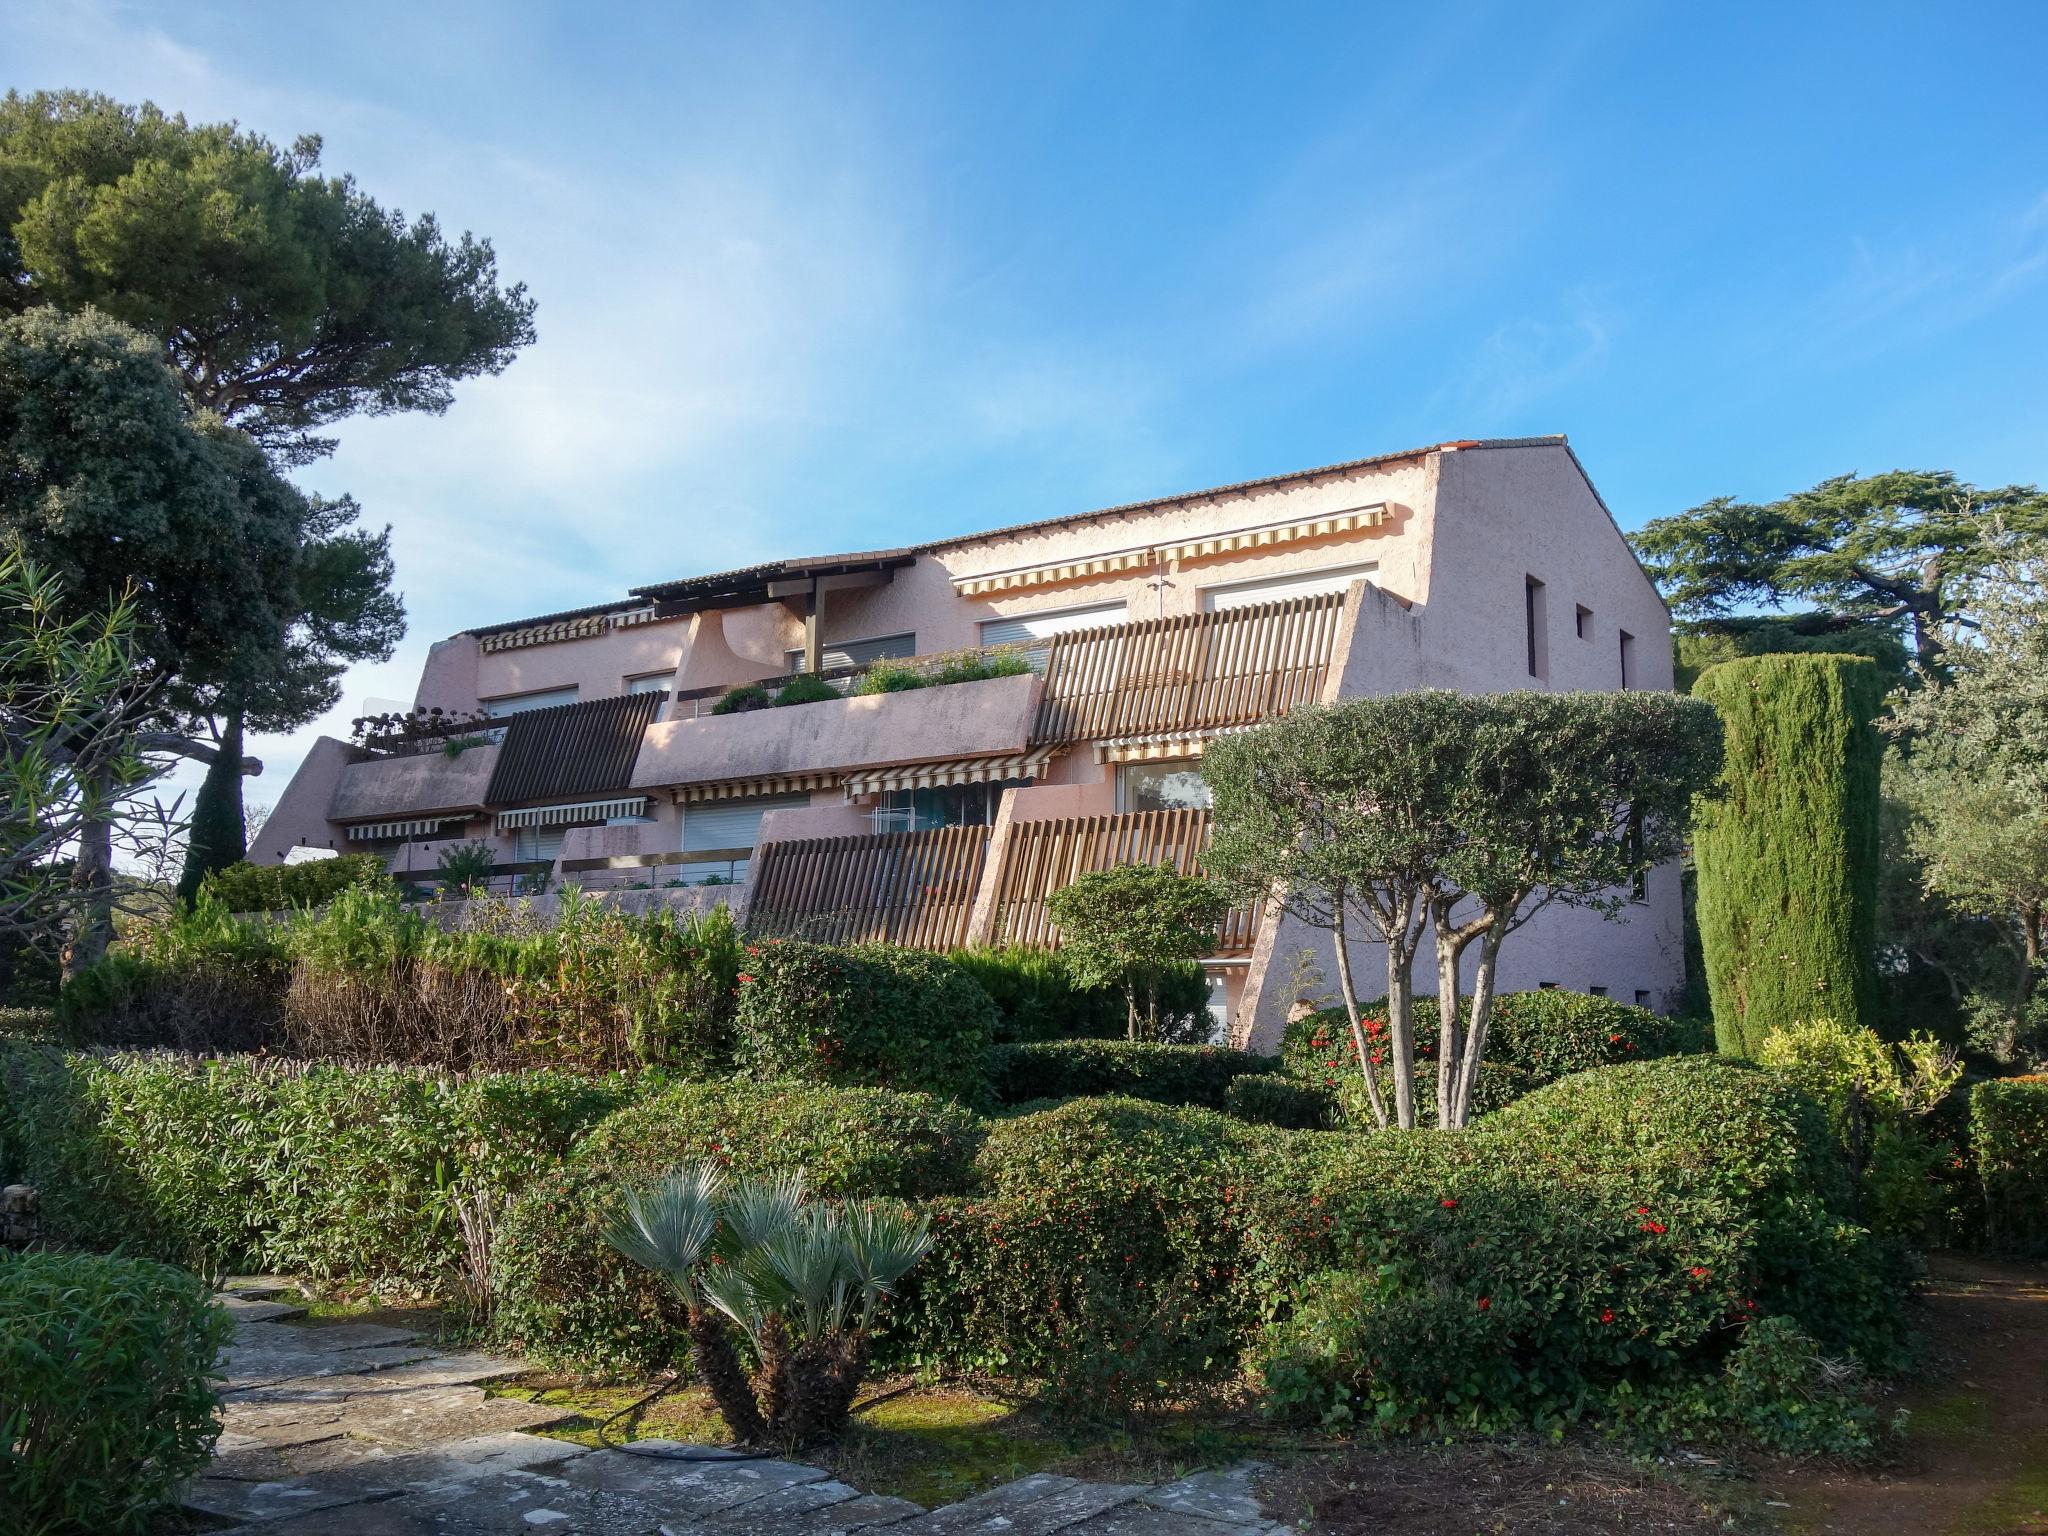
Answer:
13;1;2048;805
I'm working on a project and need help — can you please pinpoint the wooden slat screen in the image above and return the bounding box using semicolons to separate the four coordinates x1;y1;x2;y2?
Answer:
1029;593;1345;747
990;810;1258;954
748;825;990;948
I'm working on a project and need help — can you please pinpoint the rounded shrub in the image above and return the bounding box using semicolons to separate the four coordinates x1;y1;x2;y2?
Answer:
492;1079;983;1375
943;946;1124;1042
732;940;998;1105
897;1097;1278;1413
201;852;390;913
0;1250;232;1533
1223;1072;1337;1130
985;1039;1275;1108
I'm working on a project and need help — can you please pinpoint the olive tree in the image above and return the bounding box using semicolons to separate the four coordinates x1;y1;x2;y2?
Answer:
1207;691;1721;1129
1045;864;1226;1041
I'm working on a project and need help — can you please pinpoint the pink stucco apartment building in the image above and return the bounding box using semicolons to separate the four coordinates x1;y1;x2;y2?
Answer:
253;435;1682;1050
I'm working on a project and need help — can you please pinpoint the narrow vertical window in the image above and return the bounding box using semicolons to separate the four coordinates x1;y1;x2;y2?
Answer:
1524;576;1547;679
1575;604;1592;640
1618;628;1635;689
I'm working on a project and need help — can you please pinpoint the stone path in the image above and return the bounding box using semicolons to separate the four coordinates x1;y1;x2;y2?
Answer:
190;1282;1287;1534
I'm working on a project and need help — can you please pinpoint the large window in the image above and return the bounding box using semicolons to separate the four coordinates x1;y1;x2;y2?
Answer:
481;685;579;719
867;780;1027;834
1116;758;1211;814
785;632;916;673
678;793;810;885
1199;560;1378;612
624;671;672;694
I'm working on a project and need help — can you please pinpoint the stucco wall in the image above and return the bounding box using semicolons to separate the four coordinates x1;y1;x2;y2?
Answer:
248;736;357;862
1233;442;1686;1049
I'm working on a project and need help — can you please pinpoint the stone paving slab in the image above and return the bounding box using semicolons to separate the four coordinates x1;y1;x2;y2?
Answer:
1136;1462;1271;1524
696;1477;922;1534
218;1295;310;1324
890;1472;1146;1535
559;1445;834;1518
342;1385;580;1447
227;1340;436;1388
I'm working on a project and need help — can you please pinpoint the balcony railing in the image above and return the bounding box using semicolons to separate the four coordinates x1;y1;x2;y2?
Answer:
748;825;991;948
989;809;1259;952
1030;592;1345;747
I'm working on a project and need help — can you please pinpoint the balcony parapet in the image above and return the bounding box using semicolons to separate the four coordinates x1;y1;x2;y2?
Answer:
328;742;500;823
631;670;1041;793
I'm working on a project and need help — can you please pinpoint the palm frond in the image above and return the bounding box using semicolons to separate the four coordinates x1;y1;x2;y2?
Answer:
718;1171;806;1252
603;1162;724;1294
759;1207;855;1341
843;1201;933;1328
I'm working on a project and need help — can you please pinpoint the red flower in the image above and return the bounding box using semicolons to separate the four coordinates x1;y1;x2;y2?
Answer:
1477;1296;1491;1310
1609;1033;1623;1044
1600;1309;1615;1324
737;973;755;983
1690;1266;1710;1278
1639;1220;1667;1234
1441;1198;1458;1209
1369;1051;1384;1065
1636;1206;1650;1215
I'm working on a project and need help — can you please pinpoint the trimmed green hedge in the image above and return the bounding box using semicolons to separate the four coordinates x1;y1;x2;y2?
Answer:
492;1079;983;1375
0;1045;628;1286
1692;653;1885;1054
986;1039;1275;1108
1973;1074;2048;1256
201;853;391;912
1223;1073;1338;1129
0;1250;231;1533
943;947;1124;1042
732;940;997;1104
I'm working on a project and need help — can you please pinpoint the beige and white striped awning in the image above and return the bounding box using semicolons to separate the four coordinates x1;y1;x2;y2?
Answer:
842;749;1060;799
495;796;648;832
673;772;842;804
1153;505;1388;566
345;817;468;841
1093;727;1252;765
953;545;1156;597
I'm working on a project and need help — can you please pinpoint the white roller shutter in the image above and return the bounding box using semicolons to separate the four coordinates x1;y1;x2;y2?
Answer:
481;685;580;718
513;827;565;865
682;794;811;853
978;601;1127;648
1199;561;1378;612
785;632;916;673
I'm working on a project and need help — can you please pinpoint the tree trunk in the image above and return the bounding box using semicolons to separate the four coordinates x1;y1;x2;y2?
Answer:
62;776;116;982
1328;900;1390;1131
2019;903;2043;1011
1429;900;1469;1129
1449;919;1509;1127
177;709;248;904
1386;936;1419;1131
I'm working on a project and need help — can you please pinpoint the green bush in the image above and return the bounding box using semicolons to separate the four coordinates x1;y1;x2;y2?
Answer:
850;650;1032;697
1223;1072;1338;1130
944;946;1125;1042
709;683;770;714
0;1250;232;1533
772;673;839;707
1973;1074;2048;1256
0;1045;628;1286
1245;1056;1906;1435
60;886;744;1074
732;940;997;1105
1488;1057;1907;1365
493;1079;981;1375
899;1097;1275;1406
56;898;288;1052
1692;654;1885;1055
986;1038;1274;1108
201;852;391;913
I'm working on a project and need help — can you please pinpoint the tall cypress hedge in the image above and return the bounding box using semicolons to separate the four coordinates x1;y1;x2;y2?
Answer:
1692;653;1884;1057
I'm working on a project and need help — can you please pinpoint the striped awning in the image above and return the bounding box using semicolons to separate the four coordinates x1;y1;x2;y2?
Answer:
1153;504;1387;566
674;772;842;804
842;749;1060;799
346;817;466;842
1093;727;1251;764
495;796;648;832
953;545;1156;597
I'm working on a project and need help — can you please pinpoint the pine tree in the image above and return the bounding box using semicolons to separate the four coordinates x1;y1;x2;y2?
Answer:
1692;654;1885;1056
